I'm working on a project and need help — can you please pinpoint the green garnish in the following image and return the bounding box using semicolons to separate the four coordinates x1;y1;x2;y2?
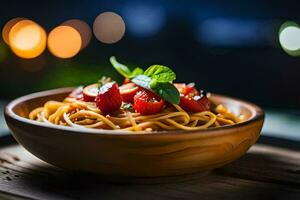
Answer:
144;65;176;83
109;56;180;104
110;56;132;78
122;103;134;112
110;56;144;78
130;67;144;78
152;82;180;105
131;75;151;90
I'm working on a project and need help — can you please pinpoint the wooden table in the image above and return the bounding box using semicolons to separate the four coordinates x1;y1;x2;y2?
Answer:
0;142;299;200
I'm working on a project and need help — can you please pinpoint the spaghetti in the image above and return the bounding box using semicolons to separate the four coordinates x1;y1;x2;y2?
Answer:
29;96;242;132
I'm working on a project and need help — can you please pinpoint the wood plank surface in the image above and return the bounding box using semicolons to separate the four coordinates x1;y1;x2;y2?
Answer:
0;144;299;200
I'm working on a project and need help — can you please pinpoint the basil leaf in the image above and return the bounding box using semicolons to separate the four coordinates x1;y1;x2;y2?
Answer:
152;82;180;104
132;75;180;104
129;67;144;78
149;79;158;88
110;56;132;78
131;75;152;90
144;65;176;83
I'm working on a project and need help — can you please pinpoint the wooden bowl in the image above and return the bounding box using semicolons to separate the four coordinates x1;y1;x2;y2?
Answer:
4;88;264;178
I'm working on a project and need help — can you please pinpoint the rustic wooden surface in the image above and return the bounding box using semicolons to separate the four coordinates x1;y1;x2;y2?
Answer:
0;144;299;200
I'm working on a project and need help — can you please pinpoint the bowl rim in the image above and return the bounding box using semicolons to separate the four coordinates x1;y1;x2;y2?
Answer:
4;87;265;136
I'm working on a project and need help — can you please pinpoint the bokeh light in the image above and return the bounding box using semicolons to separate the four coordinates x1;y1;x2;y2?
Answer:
8;19;47;59
279;21;300;56
93;12;125;44
47;26;82;59
280;26;300;50
198;18;265;47
62;19;92;50
122;3;165;38
2;17;25;45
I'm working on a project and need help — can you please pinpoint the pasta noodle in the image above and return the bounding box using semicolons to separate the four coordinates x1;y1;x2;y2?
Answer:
29;97;242;132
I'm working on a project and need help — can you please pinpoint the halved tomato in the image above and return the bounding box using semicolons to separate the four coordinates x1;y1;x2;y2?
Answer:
179;94;210;113
119;83;141;103
175;83;210;112
69;86;84;100
83;83;99;102
133;90;165;115
174;83;200;96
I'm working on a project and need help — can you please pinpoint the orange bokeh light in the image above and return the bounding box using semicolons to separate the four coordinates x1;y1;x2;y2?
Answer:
8;19;47;59
2;17;25;45
47;26;82;59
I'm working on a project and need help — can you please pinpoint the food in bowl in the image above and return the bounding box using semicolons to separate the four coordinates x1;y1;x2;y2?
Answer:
29;57;243;132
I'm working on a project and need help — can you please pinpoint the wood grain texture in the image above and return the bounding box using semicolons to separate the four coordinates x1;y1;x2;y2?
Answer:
0;144;299;200
4;88;264;177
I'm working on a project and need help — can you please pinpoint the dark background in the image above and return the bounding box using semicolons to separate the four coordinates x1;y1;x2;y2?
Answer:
0;0;299;110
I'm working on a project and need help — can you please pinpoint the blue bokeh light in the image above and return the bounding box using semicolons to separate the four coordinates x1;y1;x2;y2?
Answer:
197;18;268;46
121;2;166;38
